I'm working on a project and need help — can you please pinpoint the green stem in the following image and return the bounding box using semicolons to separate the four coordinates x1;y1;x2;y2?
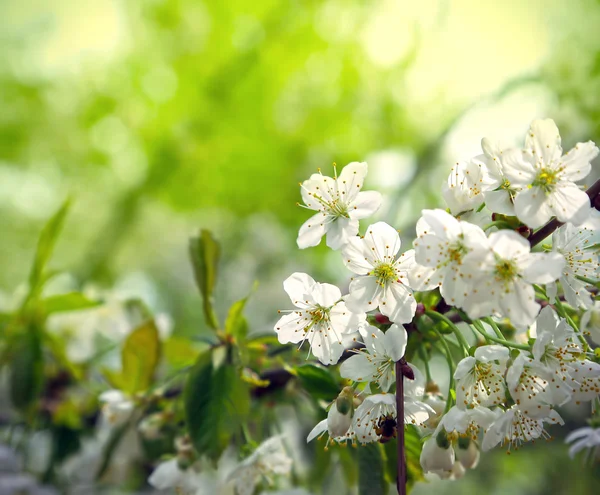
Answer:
575;275;600;286
553;297;589;351
482;317;506;340
483;220;514;231
471;321;530;351
431;333;455;413
425;311;470;356
418;346;432;383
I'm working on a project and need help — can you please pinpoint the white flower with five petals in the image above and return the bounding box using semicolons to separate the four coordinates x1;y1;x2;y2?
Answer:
274;273;365;365
340;324;408;391
502;119;599;228
297;162;382;249
462;230;564;329
342;222;417;323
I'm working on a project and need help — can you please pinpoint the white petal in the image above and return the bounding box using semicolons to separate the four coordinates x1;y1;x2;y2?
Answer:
337;161;368;203
525;119;562;166
274;312;305;344
474;345;509;363
550;183;590;225
363;222;402;260
283;272;316;303
521;252;565;284
350;191;383;219
326;217;359;250
310;282;342;307
342;237;376;274
340;354;377;382
345;276;381;313
420;209;461;239
559;141;598;181
379;282;416;324
488;230;530;259
499;280;540;329
454;357;475;380
514;187;554;229
501;148;537;187
301;175;331;209
307;419;327;443
384;324;408;362
297;213;327;248
484;189;516;216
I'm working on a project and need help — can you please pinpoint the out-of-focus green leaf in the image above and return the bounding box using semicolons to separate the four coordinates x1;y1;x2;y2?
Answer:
224;281;257;342
358;443;386;495
38;292;100;315
9;325;44;412
106;320;160;394
163;336;204;368
184;349;250;460
27;199;71;300
295;364;339;401
405;425;425;489
189;230;221;330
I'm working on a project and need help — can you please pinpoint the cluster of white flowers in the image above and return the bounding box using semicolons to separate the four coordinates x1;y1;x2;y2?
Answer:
275;118;600;482
148;436;293;495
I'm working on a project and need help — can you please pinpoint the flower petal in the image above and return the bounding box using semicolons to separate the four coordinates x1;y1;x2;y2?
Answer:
550;183;590;225
363;222;402;260
283;272;316;303
297;212;327;248
521;252;564;284
345;276;381;314
379;282;416;324
524;119;562;166
559;141;598;181
384;324;408;362
514;187;554;229
337;161;368;203
325;217;359;250
350;190;382;219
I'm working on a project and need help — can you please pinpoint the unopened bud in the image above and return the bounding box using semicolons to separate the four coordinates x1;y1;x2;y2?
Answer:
375;313;391;325
335;387;355;415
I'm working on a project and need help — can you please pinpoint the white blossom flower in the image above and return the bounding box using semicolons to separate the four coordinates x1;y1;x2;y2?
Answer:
502;119;599;228
478;138;519;216
581;301;600;345
274;273;365;365
455;440;480;469
454;345;509;410
565;426;600;459
227;436;292;495
340;324;407;391
410;209;488;307
297;162;382;249
546;223;599;309
148;459;201;494
462;230;565;329
437;405;498;439
352;393;397;444
404;365;438;426
342;222;417;323
441;159;486;215
99;390;134;427
506;353;570;418
481;405;563;452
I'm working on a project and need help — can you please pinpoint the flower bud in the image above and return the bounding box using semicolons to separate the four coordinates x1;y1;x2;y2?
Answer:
456;438;480;469
335;387;354;416
328;388;355;438
420;437;455;473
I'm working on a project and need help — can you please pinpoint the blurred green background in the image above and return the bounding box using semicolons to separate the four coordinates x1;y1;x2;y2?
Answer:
1;0;600;492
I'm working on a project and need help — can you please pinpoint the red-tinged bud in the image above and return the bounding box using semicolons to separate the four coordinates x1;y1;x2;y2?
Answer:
516;225;531;238
415;303;426;317
375;313;391;325
399;358;414;380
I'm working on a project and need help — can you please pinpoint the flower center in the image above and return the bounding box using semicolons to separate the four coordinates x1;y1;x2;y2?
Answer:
309;305;329;324
532;168;559;193
494;259;518;283
373;263;396;285
447;241;468;264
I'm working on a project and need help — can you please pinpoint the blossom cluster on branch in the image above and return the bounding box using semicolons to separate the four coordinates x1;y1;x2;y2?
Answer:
275;118;600;484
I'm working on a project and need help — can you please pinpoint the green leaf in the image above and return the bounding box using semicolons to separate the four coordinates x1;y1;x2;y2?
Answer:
295;364;339;401
184;349;250;460
28;199;71;300
38;292;100;315
224;281;257;342
358;443;386;495
112;320;161;394
189;230;221;330
9;325;44;412
405;425;425;489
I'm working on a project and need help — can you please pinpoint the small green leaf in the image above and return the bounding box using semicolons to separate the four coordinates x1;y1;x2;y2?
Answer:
118;320;161;394
224;281;257;342
295;364;339;401
358;443;386;495
184;350;250;460
39;292;100;315
9;325;44;411
28;199;71;301
189;230;221;330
